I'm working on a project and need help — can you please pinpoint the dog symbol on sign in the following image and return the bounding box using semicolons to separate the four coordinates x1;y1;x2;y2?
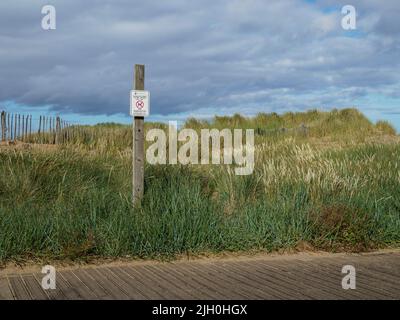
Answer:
136;100;144;110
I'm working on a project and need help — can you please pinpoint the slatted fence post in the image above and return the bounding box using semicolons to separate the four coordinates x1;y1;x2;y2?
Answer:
22;115;25;141
55;116;60;144
18;114;21;141
62;120;65;143
43;116;46;143
38;115;42;140
1;111;5;142
25;115;28;141
13;114;17;142
7;113;10;142
53;117;56;144
10;114;14;141
60;120;63;144
29;115;32;140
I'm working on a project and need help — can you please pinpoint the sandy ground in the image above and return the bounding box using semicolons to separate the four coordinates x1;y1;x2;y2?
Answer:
1;248;400;276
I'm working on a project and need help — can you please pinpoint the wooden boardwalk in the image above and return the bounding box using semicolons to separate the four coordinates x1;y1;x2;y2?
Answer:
1;251;399;300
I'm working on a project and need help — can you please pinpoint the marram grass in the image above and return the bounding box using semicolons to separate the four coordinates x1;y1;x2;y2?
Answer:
0;108;399;263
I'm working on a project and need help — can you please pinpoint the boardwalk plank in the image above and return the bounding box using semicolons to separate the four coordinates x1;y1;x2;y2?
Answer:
56;273;82;300
297;259;398;299
287;260;366;299
2;252;400;300
85;268;130;300
143;264;201;299
71;269;113;299
167;263;230;300
61;270;98;300
210;261;307;299
191;263;270;299
255;260;358;299
100;267;148;299
0;277;14;300
121;265;180;299
131;265;185;300
175;263;235;300
32;273;67;300
8;276;31;300
23;275;49;300
114;266;166;299
228;260;332;299
155;264;216;299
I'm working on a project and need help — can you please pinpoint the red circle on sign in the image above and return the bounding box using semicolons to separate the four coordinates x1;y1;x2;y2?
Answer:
136;100;144;109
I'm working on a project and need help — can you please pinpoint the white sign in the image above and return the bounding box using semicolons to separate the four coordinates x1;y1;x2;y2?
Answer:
130;90;150;117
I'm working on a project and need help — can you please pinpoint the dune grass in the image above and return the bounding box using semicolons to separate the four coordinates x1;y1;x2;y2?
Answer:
0;108;399;263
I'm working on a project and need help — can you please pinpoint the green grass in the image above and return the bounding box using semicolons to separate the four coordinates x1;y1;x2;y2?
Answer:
0;108;399;263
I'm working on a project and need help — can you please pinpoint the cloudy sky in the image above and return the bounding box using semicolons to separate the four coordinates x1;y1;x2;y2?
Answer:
0;0;399;128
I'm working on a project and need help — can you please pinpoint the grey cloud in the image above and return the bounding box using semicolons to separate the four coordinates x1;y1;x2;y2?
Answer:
0;0;399;117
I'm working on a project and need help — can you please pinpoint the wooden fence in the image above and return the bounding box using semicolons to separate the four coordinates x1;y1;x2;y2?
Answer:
1;110;75;144
1;109;311;147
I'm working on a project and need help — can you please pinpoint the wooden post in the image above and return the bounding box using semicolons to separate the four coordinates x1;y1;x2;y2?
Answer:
53;118;56;144
38;116;42;135
13;114;17;142
10;114;14;141
61;120;63;143
1;111;5;141
43;116;47;143
7;113;10;141
62;121;65;143
133;64;145;205
21;115;24;141
18;114;21;141
55;116;60;144
25;115;29;142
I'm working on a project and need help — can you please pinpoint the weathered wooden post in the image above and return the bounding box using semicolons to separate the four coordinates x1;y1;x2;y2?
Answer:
10;114;14;141
18;114;21;141
25;115;28;141
55;116;61;144
7;113;10;142
38;115;42;136
62;120;65;143
22;115;24;140
131;64;150;205
53;117;56;144
29;115;32;139
13;114;17;142
44;116;47;143
66;122;69;142
1;111;5;142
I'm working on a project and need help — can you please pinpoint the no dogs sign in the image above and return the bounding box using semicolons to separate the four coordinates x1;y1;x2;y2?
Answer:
130;90;150;117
